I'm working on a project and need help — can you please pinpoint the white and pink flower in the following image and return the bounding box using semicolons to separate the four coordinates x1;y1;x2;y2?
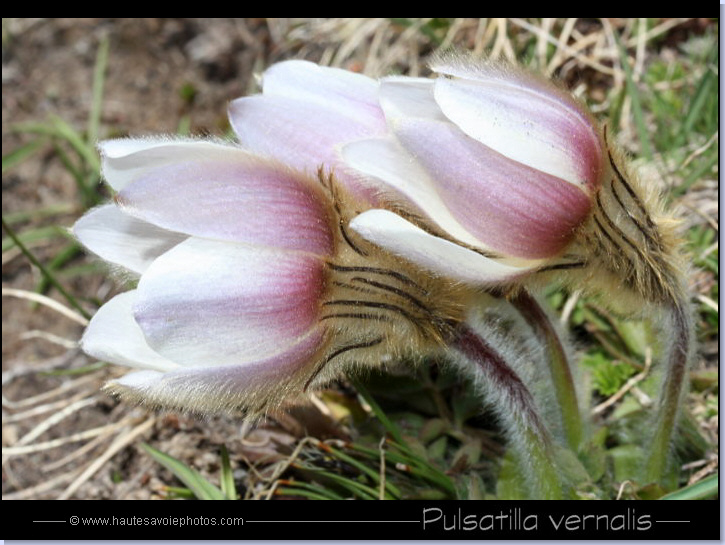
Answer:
344;56;604;283
75;140;337;413
226;58;605;285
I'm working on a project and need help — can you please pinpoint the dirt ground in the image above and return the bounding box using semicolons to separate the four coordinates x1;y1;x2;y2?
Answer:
1;18;718;501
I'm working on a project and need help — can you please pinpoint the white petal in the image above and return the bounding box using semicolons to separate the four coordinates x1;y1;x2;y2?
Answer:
343;137;488;250
378;76;445;121
350;210;540;285
99;138;243;192
81;292;180;372
261;60;382;127
105;326;326;414
73;205;186;274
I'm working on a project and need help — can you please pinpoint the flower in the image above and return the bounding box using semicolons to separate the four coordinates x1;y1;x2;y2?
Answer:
75;139;335;413
75;138;466;414
226;57;605;286
342;54;606;284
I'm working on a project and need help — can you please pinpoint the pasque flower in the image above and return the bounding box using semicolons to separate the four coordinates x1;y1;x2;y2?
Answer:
76;140;334;413
343;55;605;284
343;54;691;485
75;139;467;415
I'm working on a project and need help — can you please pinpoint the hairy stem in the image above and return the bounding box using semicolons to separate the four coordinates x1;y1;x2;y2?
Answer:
448;322;563;499
645;296;693;483
508;289;583;451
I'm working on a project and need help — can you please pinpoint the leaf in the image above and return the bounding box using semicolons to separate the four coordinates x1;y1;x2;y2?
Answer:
141;443;226;500
581;351;637;397
607;444;644;484
495;450;528;500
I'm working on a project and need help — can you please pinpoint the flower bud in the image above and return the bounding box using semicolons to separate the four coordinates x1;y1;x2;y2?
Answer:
75;140;337;414
344;55;605;283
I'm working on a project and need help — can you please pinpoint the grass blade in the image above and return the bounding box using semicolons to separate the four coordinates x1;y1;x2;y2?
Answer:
660;473;719;500
320;442;402;499
351;378;406;446
141;443;226;500
613;27;653;161
219;445;237;500
276;480;345;500
2;137;46;174
87;35;109;148
1;216;90;321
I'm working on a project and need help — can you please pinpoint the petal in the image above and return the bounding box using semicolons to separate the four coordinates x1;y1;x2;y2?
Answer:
115;151;334;255
350;209;540;284
100;138;242;192
229;61;386;203
391;118;593;259
80;292;180;373
342;137;487;250
258;60;383;128
105;326;326;414
73;204;185;274
377;76;445;121
133;237;326;368
431;58;603;190
229;95;384;203
229;95;373;174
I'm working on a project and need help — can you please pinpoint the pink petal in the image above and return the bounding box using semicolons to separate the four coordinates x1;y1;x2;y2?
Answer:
393;118;593;259
229;95;384;202
432;57;603;191
133;237;327;368
229;95;381;172
116;151;334;256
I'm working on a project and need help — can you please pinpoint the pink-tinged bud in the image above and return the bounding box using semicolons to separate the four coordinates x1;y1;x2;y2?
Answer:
344;55;605;282
75;139;336;414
